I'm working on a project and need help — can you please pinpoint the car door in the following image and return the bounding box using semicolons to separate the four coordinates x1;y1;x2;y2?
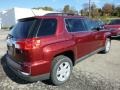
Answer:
90;20;104;49
65;18;95;59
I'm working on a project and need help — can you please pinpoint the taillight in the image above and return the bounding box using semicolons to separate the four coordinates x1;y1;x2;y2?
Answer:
15;38;40;50
15;41;25;49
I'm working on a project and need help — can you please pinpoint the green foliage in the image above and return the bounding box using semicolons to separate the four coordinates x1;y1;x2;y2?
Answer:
102;3;113;16
80;3;120;19
90;3;100;18
33;6;53;11
113;6;120;17
63;5;70;13
33;3;120;19
80;3;89;16
63;5;78;14
1;26;9;30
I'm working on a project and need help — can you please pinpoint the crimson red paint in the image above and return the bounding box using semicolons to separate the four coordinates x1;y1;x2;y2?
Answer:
6;14;111;84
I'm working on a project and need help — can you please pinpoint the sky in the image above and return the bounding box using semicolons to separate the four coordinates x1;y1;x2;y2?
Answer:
0;0;120;11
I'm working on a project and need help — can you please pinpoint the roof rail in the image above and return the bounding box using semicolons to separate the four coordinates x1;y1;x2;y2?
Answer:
44;13;79;16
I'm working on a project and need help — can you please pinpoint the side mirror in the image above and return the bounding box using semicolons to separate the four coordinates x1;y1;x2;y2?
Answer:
91;27;100;31
96;27;101;31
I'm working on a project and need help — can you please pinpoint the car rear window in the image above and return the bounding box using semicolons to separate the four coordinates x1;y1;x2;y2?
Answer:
10;18;36;39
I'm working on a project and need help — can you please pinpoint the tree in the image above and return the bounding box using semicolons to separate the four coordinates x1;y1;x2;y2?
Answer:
113;5;120;17
102;3;113;16
63;5;78;14
33;6;53;11
63;5;70;13
98;8;102;16
80;3;100;18
80;3;89;16
41;6;53;11
90;3;100;18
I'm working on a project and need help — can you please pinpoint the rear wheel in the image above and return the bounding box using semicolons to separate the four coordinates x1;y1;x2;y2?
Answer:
101;38;111;53
51;55;73;86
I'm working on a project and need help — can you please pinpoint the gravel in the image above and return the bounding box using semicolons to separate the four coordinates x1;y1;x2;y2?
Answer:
0;30;120;90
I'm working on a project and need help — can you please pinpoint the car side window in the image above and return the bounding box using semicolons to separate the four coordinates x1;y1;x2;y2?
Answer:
84;19;94;30
37;19;57;37
85;19;101;31
65;18;87;32
28;19;42;38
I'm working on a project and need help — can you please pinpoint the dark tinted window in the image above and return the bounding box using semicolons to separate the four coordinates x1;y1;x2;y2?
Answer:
10;18;36;39
84;19;94;30
37;19;57;37
93;21;100;28
84;19;104;30
98;20;104;26
28;19;42;38
109;19;120;25
65;18;87;32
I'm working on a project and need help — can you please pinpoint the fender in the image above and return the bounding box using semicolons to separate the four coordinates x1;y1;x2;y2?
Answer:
43;40;76;63
102;31;111;46
103;31;111;39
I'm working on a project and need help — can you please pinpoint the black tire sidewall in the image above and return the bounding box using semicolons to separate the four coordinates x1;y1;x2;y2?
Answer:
51;55;73;86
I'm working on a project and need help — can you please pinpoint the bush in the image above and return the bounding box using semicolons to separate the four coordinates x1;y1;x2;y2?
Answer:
1;27;9;30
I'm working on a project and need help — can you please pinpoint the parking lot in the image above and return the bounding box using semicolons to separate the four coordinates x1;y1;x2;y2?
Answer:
0;30;120;90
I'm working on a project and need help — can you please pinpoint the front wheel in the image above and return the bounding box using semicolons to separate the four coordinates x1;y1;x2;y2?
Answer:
51;55;73;86
101;38;111;54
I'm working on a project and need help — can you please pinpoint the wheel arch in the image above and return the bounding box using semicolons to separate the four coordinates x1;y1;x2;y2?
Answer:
53;50;75;66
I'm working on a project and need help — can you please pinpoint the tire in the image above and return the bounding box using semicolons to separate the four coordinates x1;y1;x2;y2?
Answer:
101;38;111;54
50;55;73;86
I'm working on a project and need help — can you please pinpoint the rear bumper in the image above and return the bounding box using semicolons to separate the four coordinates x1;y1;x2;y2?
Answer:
6;55;50;82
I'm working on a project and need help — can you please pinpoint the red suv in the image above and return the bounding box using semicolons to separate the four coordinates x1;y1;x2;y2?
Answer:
6;13;111;85
105;19;120;37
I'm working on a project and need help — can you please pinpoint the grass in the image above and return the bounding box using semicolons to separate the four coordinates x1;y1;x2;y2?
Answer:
93;16;120;23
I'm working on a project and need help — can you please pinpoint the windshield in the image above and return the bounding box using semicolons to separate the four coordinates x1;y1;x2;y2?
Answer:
10;18;36;39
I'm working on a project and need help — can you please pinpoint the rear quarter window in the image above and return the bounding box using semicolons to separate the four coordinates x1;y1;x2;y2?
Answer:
37;19;57;37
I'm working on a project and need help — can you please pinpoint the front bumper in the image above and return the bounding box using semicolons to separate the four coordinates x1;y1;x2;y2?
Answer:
6;55;50;82
111;30;120;37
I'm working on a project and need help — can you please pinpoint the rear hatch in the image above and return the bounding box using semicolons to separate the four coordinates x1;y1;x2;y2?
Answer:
7;17;57;63
7;18;37;63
